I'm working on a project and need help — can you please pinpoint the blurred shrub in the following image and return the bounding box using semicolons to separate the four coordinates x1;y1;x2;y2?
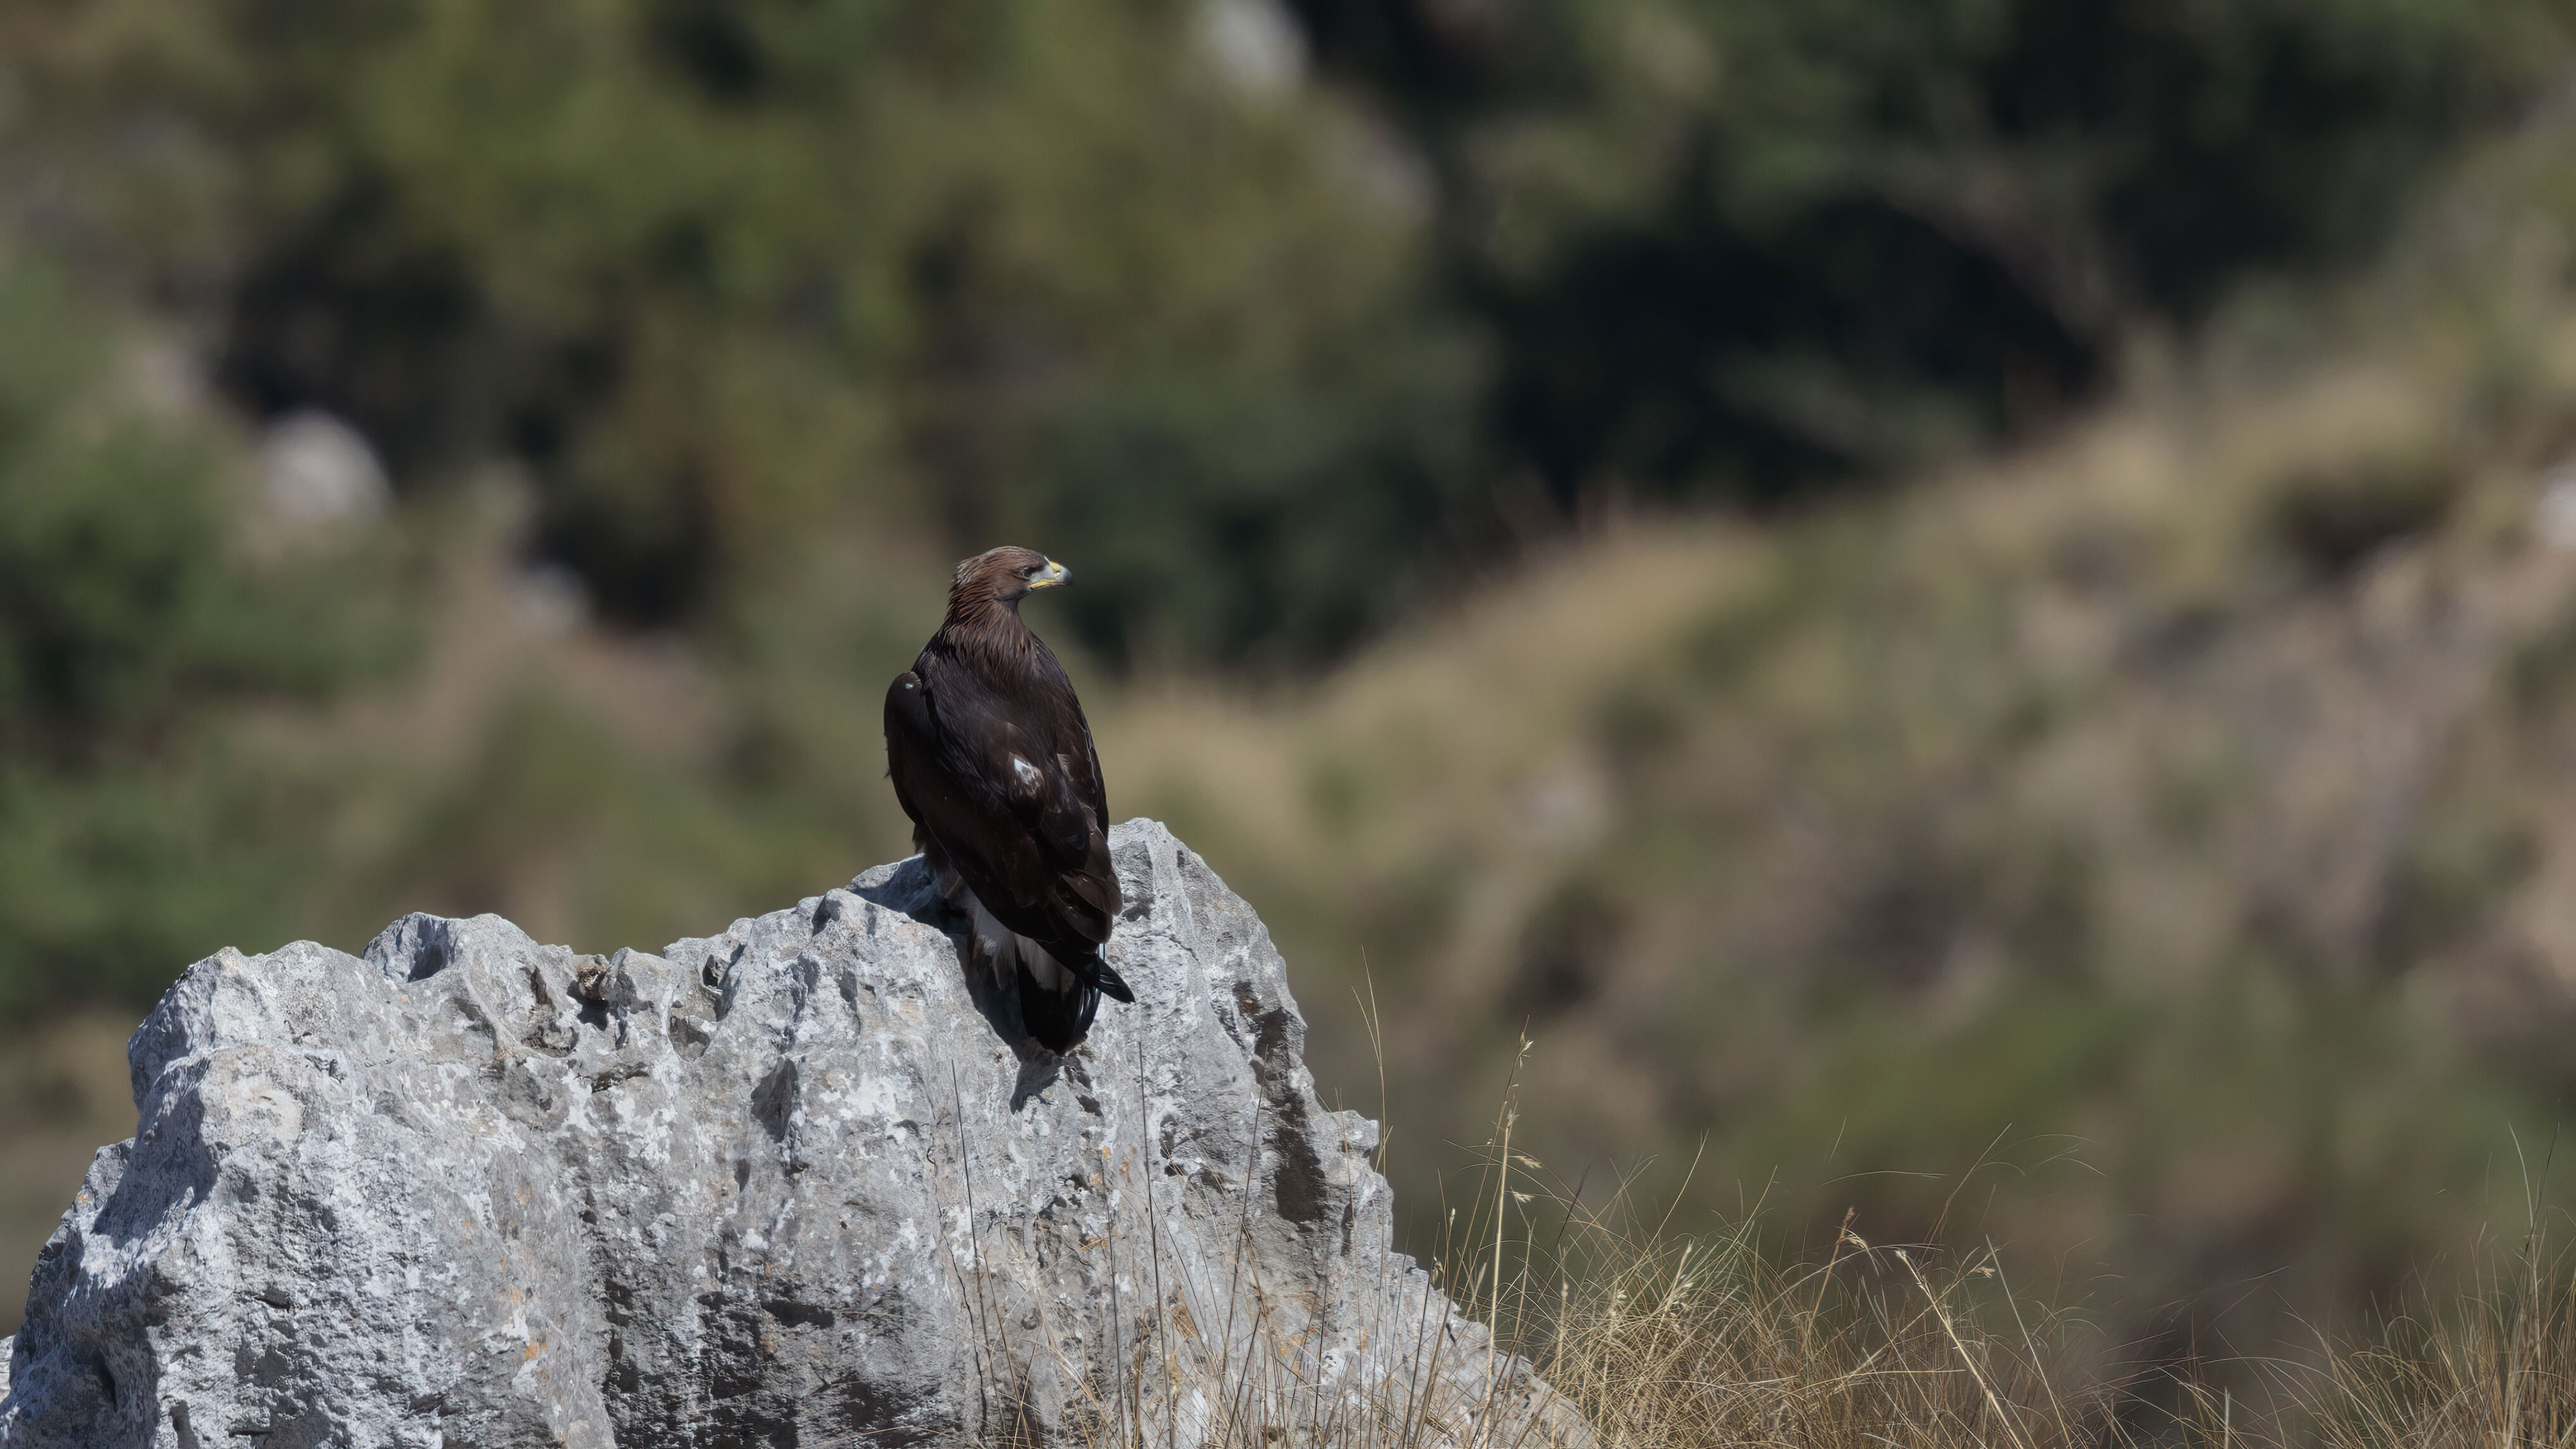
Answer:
1294;0;2575;502
0;0;1478;668
0;260;412;1010
2267;449;2461;580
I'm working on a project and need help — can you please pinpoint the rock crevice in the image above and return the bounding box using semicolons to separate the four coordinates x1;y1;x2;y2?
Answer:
0;820;1582;1448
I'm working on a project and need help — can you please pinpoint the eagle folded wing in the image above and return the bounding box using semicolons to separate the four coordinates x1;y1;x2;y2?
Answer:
1004;731;1115;944
885;672;966;835
1044;749;1118;936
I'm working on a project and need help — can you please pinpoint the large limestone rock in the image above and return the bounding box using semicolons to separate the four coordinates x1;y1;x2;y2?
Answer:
0;820;1583;1448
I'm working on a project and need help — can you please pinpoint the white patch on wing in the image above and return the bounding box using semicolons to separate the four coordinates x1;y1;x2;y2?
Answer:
1011;754;1044;792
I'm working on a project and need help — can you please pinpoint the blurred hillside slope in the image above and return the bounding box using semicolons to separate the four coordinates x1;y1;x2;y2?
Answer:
1100;108;2576;1362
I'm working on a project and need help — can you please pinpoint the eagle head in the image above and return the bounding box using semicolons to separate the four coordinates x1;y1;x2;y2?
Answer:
953;545;1070;608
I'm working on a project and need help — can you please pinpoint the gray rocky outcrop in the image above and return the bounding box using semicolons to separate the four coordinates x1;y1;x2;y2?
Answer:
0;820;1584;1448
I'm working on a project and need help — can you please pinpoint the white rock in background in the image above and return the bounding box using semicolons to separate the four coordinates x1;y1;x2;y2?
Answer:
2539;464;2576;550
258;409;390;529
0;820;1585;1448
1198;0;1306;99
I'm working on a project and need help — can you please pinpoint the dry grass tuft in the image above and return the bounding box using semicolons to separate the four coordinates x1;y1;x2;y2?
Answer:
1066;1053;2576;1449
1480;1212;2117;1449
2254;1215;2576;1449
1410;1047;2131;1449
1456;1165;2576;1449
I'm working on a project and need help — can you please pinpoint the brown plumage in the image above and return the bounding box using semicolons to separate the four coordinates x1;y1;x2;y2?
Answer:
885;545;1129;1051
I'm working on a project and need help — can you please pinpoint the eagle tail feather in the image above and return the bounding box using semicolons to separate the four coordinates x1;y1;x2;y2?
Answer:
1017;961;1099;1054
1088;957;1136;1005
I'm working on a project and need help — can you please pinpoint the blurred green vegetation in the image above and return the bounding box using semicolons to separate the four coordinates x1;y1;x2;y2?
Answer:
0;258;411;1013
9;0;2576;1386
1299;0;2574;494
3;0;1483;665
8;0;2567;664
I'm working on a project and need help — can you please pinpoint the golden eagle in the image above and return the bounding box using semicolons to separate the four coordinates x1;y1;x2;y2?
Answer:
885;545;1131;1051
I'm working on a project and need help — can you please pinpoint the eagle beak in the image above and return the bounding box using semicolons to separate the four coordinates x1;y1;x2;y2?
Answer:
1029;560;1071;589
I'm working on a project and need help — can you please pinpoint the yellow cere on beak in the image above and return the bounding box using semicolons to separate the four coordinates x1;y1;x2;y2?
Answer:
1030;559;1071;588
